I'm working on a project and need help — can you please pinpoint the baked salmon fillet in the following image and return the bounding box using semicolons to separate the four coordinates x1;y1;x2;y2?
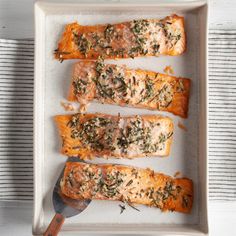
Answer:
68;61;190;118
54;113;174;159
55;15;186;60
60;162;193;213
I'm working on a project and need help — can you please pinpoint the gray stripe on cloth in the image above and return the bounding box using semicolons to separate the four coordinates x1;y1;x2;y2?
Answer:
0;39;33;201
209;29;236;201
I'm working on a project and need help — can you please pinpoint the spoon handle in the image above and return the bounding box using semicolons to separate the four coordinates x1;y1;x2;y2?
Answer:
43;213;65;236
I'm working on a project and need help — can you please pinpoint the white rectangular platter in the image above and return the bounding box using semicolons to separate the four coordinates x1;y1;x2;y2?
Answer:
33;1;208;235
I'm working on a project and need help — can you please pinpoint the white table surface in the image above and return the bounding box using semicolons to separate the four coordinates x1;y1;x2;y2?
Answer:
0;0;236;235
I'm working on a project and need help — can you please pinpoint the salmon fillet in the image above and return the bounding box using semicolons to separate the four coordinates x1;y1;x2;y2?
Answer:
55;15;186;60
60;162;193;213
54;113;174;159
68;61;190;118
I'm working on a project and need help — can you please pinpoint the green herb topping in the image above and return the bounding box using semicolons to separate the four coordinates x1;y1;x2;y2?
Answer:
72;78;89;95
182;195;190;208
129;19;150;57
104;24;115;43
100;171;124;198
74;33;92;57
163;24;181;48
119;204;126;214
138;77;154;103
176;79;185;93
67;114;172;156
148;83;173;108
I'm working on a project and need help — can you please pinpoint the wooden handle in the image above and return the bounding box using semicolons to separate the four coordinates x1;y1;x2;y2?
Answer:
43;213;65;236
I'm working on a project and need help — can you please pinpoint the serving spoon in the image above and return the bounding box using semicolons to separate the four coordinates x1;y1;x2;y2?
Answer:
43;158;91;236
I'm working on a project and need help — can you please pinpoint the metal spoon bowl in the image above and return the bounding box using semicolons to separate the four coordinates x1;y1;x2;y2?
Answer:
43;157;91;236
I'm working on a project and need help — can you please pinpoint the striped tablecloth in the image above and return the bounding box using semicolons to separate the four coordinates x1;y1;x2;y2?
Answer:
208;29;236;201
0;30;236;202
0;39;34;201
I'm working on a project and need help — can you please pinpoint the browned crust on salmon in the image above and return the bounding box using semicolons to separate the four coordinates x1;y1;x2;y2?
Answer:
54;113;174;159
55;15;186;60
61;162;193;214
68;61;190;118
